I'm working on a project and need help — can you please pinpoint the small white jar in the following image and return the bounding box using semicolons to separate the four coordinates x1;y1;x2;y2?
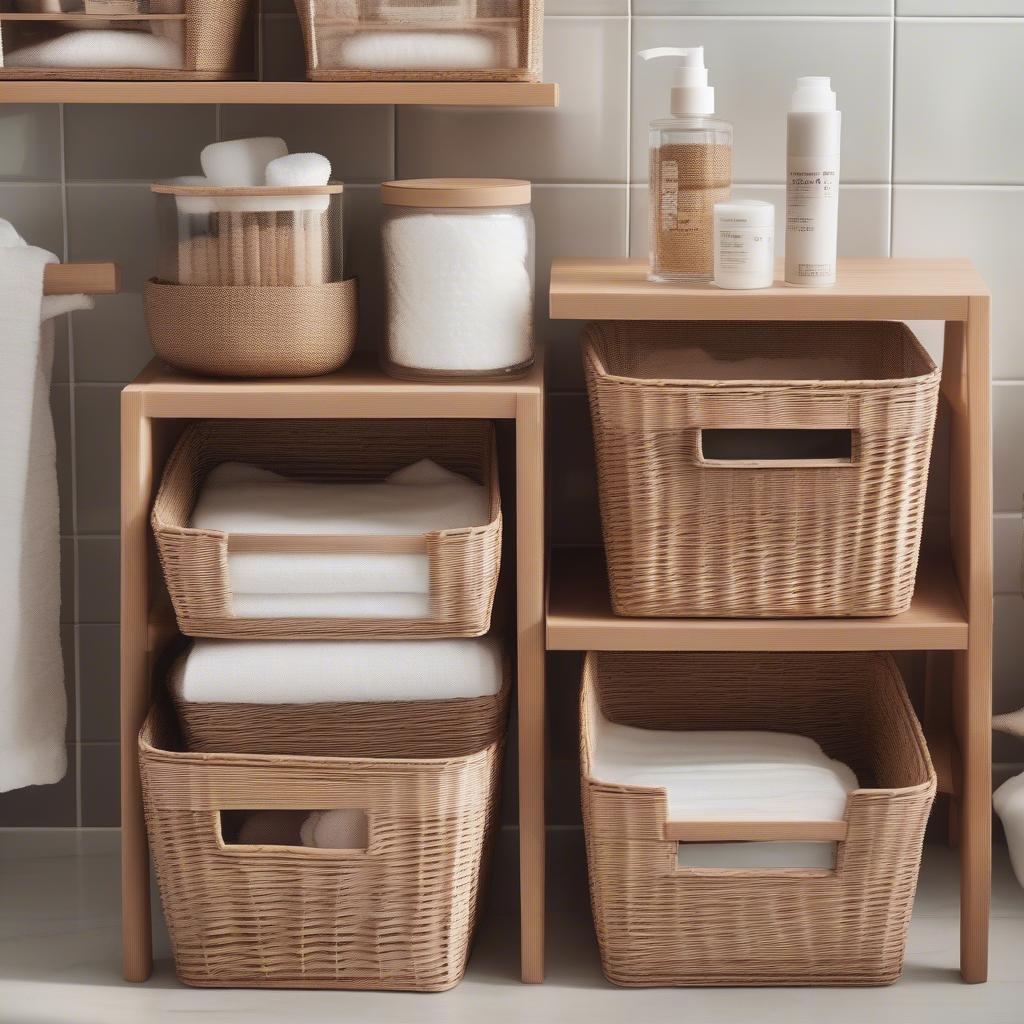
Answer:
713;199;775;290
381;178;534;380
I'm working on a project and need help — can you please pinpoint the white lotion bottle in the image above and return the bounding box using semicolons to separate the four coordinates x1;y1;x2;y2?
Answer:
785;76;841;286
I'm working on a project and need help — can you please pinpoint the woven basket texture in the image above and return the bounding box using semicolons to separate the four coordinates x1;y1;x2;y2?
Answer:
293;0;543;81
144;277;357;379
140;703;503;990
0;0;252;79
151;418;502;639
173;657;511;758
582;320;940;617
580;650;936;988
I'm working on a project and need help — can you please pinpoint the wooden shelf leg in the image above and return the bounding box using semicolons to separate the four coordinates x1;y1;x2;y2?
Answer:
516;392;545;983
944;308;993;984
120;392;153;982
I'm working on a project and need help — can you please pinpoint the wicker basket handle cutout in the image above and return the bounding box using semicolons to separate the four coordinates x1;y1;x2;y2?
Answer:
695;426;860;469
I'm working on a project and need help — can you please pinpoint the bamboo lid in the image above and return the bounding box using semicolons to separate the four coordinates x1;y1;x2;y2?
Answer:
381;178;531;209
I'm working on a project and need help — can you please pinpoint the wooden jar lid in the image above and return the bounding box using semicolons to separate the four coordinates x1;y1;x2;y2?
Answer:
381;178;531;208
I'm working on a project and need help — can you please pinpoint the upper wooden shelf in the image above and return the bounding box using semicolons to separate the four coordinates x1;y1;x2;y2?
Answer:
546;547;969;653
0;80;559;106
124;352;543;419
549;257;989;322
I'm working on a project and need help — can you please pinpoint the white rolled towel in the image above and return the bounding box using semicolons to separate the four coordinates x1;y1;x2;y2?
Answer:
300;810;368;850
6;30;184;69
994;772;1024;889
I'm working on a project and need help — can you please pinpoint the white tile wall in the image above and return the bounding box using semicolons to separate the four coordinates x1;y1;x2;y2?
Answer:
2;4;1024;825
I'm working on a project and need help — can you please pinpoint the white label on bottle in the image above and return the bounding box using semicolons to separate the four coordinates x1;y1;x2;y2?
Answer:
715;223;774;287
785;154;839;283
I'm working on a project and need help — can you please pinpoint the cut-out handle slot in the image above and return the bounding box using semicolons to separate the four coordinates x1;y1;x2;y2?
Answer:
699;428;855;467
676;841;837;871
220;809;368;851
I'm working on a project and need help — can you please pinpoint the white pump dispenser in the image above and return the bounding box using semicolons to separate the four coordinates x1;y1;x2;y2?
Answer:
640;46;733;282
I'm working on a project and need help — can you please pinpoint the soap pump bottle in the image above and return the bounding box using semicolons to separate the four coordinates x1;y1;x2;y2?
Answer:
640;46;733;283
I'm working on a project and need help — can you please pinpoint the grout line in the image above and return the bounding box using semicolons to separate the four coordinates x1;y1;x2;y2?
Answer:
888;2;896;256
624;0;633;259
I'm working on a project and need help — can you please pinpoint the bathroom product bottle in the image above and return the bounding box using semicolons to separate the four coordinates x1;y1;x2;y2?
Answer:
785;76;841;286
713;199;775;290
641;46;732;283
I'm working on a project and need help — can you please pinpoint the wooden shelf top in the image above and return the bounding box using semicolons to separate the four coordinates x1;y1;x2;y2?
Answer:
549;257;989;322
0;79;559;107
546;547;969;652
124;352;543;419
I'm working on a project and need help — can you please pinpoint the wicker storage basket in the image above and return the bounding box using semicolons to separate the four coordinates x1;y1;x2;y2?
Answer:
583;321;940;618
140;702;503;990
580;650;935;987
0;1;252;81
293;0;542;82
152;418;502;639
172;652;511;758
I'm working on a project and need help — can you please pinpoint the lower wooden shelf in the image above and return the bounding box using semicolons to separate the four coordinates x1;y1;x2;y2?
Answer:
546;547;969;652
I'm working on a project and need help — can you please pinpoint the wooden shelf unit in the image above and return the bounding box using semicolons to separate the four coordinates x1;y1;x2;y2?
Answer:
120;353;546;985
548;257;993;985
0;80;559;105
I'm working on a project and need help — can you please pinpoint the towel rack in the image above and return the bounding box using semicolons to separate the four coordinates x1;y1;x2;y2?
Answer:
43;262;120;296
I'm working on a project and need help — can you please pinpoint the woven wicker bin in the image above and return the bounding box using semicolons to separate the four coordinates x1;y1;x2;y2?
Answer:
172;654;511;758
580;650;936;988
144;277;358;379
0;1;253;81
152;418;502;639
583;321;940;618
293;0;543;82
140;703;503;990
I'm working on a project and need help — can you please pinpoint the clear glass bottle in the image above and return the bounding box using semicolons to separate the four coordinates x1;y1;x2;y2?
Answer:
641;47;733;283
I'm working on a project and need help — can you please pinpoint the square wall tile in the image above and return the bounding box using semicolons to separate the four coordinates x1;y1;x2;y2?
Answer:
0;183;63;255
533;184;628;390
639;1;889;10
0;748;76;827
81;743;120;827
66;184;156;383
74;385;121;536
995;515;1022;597
995;595;1024;717
63;106;216;182
0;106;61;181
549;0;626;11
342;184;386;355
628;183;890;261
994;384;1024;515
79;625;119;744
547;392;603;546
631;18;893;184
898;1;1024;13
892;186;1024;380
77;538;120;624
396;17;629;184
60;538;75;625
262;13;308;81
51;384;73;537
895;20;1024;184
219;106;394;183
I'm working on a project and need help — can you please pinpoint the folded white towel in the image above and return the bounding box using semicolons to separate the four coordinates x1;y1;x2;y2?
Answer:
591;718;857;823
169;636;503;705
676;841;836;870
230;591;429;619
330;31;500;71
994;771;1024;889
300;810;368;850
228;553;430;596
6;30;184;69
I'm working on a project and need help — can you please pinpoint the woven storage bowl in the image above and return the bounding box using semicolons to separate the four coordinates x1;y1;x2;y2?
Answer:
140;703;503;990
580;650;935;988
0;0;253;81
583;321;940;618
293;0;543;82
172;652;511;758
151;418;502;639
144;277;358;378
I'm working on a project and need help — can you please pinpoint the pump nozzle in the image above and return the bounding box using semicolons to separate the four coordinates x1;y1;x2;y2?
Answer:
638;45;715;117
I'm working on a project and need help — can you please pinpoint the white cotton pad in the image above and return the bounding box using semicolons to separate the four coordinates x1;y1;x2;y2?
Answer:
333;31;499;71
201;137;288;187
5;30;183;69
265;153;332;188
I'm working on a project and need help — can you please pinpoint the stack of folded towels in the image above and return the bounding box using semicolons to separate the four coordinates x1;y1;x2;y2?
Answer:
189;457;489;619
590;709;857;869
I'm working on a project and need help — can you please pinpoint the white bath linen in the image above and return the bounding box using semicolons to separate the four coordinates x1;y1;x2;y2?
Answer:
994;771;1024;889
5;30;184;69
300;810;368;850
0;225;92;792
590;717;857;822
227;552;430;596
169;636;503;705
330;31;500;71
229;591;429;619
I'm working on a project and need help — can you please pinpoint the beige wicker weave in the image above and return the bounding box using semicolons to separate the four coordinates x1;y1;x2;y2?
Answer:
140;703;503;990
293;0;543;82
583;321;940;618
144;277;358;379
580;650;936;987
172;653;511;758
151;418;502;639
0;0;253;80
